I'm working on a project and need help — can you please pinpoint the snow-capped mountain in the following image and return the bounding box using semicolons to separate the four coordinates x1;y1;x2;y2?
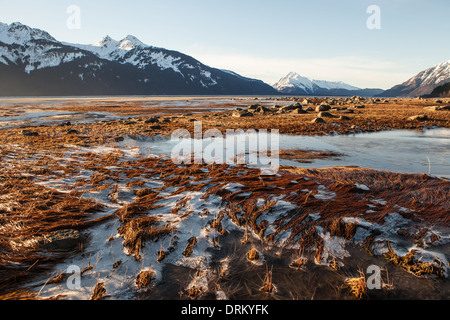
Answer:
0;22;277;96
272;72;382;96
273;72;360;94
378;60;450;97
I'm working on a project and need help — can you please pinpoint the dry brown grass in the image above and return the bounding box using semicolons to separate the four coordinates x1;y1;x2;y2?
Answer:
345;270;367;299
90;282;107;300
136;269;156;288
247;247;260;262
182;236;198;257
117;216;173;260
384;243;445;278
259;265;275;294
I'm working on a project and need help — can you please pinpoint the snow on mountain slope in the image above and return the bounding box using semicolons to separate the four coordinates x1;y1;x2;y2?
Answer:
273;72;360;94
0;22;89;74
0;21;56;45
378;60;450;97
0;21;277;96
402;60;450;88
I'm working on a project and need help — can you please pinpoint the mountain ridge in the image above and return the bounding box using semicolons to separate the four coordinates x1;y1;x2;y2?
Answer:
377;60;450;97
273;72;383;97
0;22;277;96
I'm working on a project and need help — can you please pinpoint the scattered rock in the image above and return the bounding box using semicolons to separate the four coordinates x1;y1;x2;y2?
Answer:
255;105;270;114
311;117;326;124
424;105;450;111
316;104;331;112
408;114;429;121
290;108;307;114
144;117;160;124
21;130;39;136
248;104;260;111
232;110;254;117
318;111;337;118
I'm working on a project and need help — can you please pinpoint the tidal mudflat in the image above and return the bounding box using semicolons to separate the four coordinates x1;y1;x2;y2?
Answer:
0;96;448;300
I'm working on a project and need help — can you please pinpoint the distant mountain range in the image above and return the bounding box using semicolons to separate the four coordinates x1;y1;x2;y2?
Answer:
2;22;448;98
377;60;450;97
0;22;277;96
272;72;384;97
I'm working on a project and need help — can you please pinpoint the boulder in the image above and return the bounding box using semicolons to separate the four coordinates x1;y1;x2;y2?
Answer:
21;130;39;136
318;111;337;118
408;114;429;121
424;105;450;111
255;105;270;114
144;117;160;124
248;104;260;111
232;110;254;117
311;117;326;124
290;108;307;114
281;104;300;112
315;104;331;112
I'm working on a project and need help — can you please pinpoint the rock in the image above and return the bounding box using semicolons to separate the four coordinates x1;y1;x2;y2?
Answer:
408;115;429;121
144;117;160;124
150;125;162;130
114;136;124;142
123;120;137;125
315;104;331;112
280;104;299;112
290;108;307;114
339;109;354;114
311;117;326;124
21;130;39;136
424;105;450;111
317;111;337;118
232;110;254;117
353;105;365;109
305;107;315;112
248;104;260;111
42;229;82;250
302;99;311;105
255;105;270;114
339;115;351;120
66;129;79;134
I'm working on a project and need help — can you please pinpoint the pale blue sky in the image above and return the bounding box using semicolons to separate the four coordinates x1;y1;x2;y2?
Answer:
1;0;449;89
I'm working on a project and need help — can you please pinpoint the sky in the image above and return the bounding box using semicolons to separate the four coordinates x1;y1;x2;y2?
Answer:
0;0;449;89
